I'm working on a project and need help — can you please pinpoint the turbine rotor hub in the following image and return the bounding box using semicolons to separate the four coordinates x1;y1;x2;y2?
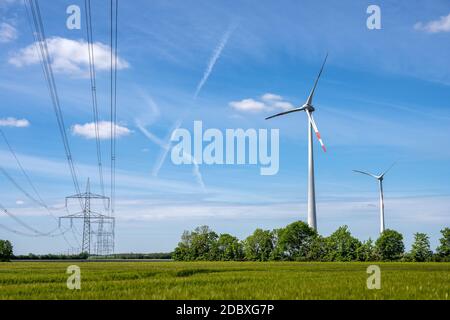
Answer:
303;104;315;112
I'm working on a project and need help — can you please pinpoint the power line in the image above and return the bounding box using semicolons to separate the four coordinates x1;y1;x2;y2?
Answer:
110;0;119;253
0;166;77;246
0;203;67;237
0;129;44;207
110;0;118;217
0;223;53;238
0;129;78;248
84;0;107;207
24;0;83;209
0;167;44;208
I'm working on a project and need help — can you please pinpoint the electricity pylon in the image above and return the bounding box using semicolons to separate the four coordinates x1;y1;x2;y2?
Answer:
60;179;114;255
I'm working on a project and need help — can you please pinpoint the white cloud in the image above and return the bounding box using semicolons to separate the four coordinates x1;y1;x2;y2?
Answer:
0;117;30;127
229;93;294;113
72;121;131;140
16;200;24;205
0;22;17;43
229;98;267;112
414;13;450;33
9;37;129;76
261;93;283;102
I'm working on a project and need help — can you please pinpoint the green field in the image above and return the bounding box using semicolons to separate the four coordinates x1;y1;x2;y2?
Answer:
0;262;449;300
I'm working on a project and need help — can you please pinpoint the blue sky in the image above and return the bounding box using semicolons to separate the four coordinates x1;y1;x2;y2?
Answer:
0;0;449;254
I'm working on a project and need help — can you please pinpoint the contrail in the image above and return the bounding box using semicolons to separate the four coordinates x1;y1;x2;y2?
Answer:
136;121;205;192
194;23;237;99
136;119;180;176
136;120;166;149
136;23;237;190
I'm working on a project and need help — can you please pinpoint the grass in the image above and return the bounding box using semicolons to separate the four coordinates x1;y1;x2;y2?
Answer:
0;261;449;300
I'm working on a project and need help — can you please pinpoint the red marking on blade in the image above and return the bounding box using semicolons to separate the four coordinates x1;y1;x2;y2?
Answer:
322;145;327;152
316;132;321;140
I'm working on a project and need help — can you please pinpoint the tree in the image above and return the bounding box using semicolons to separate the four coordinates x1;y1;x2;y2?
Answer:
436;227;450;261
410;233;432;262
269;228;285;261
356;239;376;262
173;230;194;261
0;240;13;262
276;221;317;261
217;234;243;261
173;227;219;261
190;226;219;261
325;226;361;261
243;229;274;261
375;229;405;261
307;235;329;261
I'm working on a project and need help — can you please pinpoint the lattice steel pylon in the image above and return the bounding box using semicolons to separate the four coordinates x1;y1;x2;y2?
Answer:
60;179;114;255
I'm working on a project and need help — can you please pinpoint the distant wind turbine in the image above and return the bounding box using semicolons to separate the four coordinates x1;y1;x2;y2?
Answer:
265;54;329;231
353;162;396;234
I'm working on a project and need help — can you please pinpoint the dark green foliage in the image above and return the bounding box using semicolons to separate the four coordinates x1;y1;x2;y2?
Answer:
0;240;13;262
191;226;219;260
410;233;433;262
306;235;329;261
375;229;405;261
14;252;89;260
173;226;219;261
172;230;195;261
13;252;171;260
436;228;450;261
173;223;447;263
243;229;274;261
356;239;376;261
325;226;361;261
276;221;317;261
111;252;172;260
217;234;244;261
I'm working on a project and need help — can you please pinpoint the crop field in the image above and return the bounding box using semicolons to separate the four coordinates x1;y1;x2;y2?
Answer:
0;262;449;300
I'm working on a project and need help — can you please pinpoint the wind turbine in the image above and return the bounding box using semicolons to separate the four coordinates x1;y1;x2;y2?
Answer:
353;163;396;234
265;54;329;231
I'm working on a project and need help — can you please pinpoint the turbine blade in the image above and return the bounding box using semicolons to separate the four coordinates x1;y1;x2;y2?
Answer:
305;110;327;152
381;161;397;177
353;170;379;179
265;107;305;120
306;53;328;106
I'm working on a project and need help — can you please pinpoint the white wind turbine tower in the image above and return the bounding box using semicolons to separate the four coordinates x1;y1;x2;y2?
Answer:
353;163;396;234
265;54;329;231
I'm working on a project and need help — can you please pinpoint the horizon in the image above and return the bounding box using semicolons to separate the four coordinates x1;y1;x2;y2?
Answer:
1;0;450;255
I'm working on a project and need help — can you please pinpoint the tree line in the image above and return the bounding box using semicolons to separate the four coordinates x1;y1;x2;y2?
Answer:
173;222;450;262
0;244;172;261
